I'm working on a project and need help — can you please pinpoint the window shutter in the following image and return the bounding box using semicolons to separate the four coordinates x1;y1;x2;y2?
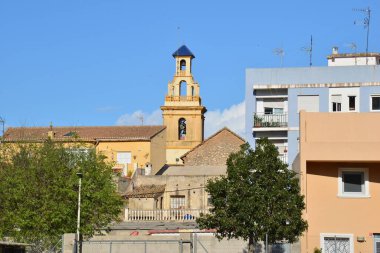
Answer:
297;95;319;112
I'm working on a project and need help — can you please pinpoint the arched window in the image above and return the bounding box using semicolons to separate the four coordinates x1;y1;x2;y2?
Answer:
178;118;186;140
180;60;186;71
179;81;186;96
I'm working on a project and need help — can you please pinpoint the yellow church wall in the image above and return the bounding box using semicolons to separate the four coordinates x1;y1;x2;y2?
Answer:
149;128;167;174
96;141;151;176
165;148;190;165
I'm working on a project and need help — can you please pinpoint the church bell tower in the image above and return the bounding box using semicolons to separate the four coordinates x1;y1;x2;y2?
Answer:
161;45;207;165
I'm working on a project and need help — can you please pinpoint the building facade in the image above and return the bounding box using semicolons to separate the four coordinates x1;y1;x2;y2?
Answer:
299;111;380;253
3;125;167;176
245;51;380;166
123;128;245;221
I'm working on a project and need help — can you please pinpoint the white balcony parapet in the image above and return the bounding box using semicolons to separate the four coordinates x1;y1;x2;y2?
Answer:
124;209;210;222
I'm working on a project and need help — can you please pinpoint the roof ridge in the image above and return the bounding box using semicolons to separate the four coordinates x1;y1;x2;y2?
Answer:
180;127;246;160
6;125;165;129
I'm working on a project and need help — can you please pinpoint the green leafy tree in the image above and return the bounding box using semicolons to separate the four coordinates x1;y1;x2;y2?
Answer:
0;140;123;252
197;139;307;253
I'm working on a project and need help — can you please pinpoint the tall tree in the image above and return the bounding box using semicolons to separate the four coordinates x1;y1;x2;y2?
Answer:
197;139;307;253
0;141;123;252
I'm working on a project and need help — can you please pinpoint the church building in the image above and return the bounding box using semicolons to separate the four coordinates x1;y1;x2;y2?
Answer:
3;45;208;174
161;45;207;165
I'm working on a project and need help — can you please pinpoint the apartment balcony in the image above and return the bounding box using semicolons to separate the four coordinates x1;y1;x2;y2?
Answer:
253;113;288;129
124;208;209;222
278;153;288;164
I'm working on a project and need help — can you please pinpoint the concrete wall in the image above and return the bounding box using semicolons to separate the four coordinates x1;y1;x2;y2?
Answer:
130;175;215;210
63;232;299;253
304;162;380;253
73;233;248;253
299;112;380;253
360;86;380;112
129;198;156;210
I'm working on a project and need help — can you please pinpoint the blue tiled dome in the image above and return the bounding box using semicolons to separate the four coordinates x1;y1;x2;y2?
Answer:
172;45;195;59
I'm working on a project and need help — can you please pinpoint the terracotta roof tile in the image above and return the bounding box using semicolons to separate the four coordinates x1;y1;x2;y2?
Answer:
3;125;166;142
181;127;245;160
124;184;166;198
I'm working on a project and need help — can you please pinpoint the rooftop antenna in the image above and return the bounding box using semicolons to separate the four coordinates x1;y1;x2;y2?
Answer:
273;47;285;67
345;42;357;53
177;26;181;46
136;113;144;126
0;117;5;137
301;35;313;67
353;7;371;64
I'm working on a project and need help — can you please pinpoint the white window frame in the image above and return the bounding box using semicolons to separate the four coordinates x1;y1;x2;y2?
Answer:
320;233;354;253
370;95;380;112
170;195;186;209
116;151;131;164
338;168;369;198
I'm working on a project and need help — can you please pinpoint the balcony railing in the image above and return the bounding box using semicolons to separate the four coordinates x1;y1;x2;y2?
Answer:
124;209;209;222
278;154;288;164
253;113;288;128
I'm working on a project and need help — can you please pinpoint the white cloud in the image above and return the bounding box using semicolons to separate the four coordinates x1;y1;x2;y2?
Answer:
116;109;162;126
115;101;245;139
204;101;245;138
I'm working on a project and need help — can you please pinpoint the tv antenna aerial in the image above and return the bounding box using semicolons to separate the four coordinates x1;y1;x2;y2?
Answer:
345;42;357;53
353;7;371;64
301;35;313;67
136;113;144;126
0;117;5;137
273;47;285;67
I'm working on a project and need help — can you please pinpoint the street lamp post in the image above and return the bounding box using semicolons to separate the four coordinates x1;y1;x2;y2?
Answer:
76;172;83;253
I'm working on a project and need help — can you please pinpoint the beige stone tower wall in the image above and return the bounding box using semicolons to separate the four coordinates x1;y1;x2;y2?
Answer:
161;50;206;165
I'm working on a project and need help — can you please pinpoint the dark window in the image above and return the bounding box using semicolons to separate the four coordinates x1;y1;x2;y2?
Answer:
343;172;364;193
264;107;273;114
180;60;186;71
332;102;341;112
372;96;380;110
178;118;186;140
348;96;356;111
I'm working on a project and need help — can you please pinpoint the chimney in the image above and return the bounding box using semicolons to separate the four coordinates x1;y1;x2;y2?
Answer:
332;46;339;55
48;122;55;139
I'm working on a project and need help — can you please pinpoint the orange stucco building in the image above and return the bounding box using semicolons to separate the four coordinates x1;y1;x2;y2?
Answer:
299;111;380;253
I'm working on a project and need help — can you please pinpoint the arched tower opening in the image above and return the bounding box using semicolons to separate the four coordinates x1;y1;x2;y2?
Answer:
180;60;186;71
178;118;186;140
179;81;187;96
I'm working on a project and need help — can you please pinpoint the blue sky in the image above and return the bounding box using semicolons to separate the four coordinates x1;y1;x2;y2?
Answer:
1;0;379;136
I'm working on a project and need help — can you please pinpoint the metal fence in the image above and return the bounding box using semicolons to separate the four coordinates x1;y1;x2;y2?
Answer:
253;113;288;128
80;239;192;253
